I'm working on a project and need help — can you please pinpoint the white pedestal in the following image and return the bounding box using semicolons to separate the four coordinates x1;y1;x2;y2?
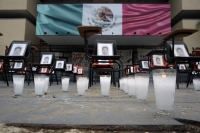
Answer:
13;75;25;96
62;77;70;92
193;78;200;91
128;76;136;96
34;75;45;96
153;69;176;111
100;75;111;96
77;77;87;95
135;73;149;101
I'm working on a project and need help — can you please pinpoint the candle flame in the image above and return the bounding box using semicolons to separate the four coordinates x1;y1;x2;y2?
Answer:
162;72;166;78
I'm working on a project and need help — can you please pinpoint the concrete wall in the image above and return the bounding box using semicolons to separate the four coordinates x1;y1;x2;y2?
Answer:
182;19;200;53
169;0;182;19
0;0;27;10
170;19;200;53
169;0;200;19
25;20;40;45
171;21;184;42
0;0;40;17
27;0;40;17
182;0;200;10
170;0;200;53
0;19;26;55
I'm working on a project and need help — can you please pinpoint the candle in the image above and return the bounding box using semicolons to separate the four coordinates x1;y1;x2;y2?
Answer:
135;73;149;101
13;75;24;95
193;78;200;91
153;69;176;111
85;77;89;91
34;75;45;96
43;76;49;94
119;78;123;90
123;77;128;94
128;76;136;96
62;77;69;92
100;75;111;96
77;77;87;95
162;72;166;78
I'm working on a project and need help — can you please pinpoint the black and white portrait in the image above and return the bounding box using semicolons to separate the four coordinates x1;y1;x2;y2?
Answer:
179;64;186;70
142;61;149;69
0;62;2;68
66;64;72;71
97;43;113;64
174;45;189;57
77;68;83;74
97;43;113;56
153;55;164;66
73;66;77;73
40;54;53;64
41;68;47;73
14;62;22;69
196;62;200;69
130;66;134;73
55;61;64;68
8;43;27;56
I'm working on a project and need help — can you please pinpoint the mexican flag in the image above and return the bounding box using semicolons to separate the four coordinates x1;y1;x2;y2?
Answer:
36;4;170;36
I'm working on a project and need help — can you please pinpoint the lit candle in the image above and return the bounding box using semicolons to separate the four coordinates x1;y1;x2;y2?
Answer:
124;77;128;94
62;77;69;92
135;73;149;101
119;78;123;90
34;76;45;96
193;78;200;91
85;77;89;91
13;75;24;95
43;76;49;94
152;69;176;111
162;72;166;78
128;76;136;96
100;75;111;96
77;77;87;95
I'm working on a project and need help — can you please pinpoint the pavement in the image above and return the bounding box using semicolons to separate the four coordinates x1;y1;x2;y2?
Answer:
0;80;200;132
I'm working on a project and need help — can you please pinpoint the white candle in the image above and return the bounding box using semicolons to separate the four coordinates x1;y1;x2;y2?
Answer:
124;77;128;94
43;76;49;93
62;77;69;92
153;69;176;111
77;77;87;95
100;75;111;96
34;76;45;96
128;76;136;96
193;78;200;91
119;78;123;90
135;74;149;101
85;78;89;91
13;75;24;95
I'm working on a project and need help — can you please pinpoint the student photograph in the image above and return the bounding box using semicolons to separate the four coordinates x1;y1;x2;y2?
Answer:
13;47;22;56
